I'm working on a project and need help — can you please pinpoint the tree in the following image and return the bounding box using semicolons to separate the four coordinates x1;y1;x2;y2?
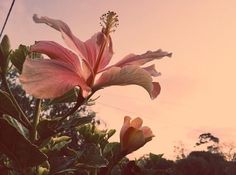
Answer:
175;151;226;175
195;133;220;153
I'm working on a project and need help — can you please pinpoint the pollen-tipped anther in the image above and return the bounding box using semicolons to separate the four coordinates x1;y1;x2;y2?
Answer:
100;11;119;35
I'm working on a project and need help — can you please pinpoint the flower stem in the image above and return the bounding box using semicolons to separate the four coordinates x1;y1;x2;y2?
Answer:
58;95;85;122
58;91;96;123
1;74;32;129
30;99;41;142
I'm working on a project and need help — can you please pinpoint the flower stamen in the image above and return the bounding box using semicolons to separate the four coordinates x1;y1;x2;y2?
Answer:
100;11;119;35
93;11;119;75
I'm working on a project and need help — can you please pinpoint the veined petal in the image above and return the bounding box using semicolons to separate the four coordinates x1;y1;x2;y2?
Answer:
98;35;114;71
142;64;161;77
31;41;92;80
130;117;143;129
121;127;145;153
94;65;160;99
151;82;161;99
31;41;81;70
20;58;90;99
84;33;100;68
33;14;89;63
120;116;131;141
141;126;154;139
124;116;131;125
85;33;113;72
114;49;172;67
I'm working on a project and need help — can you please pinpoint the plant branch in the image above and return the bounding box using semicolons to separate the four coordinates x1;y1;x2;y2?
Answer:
58;91;96;123
30;99;41;142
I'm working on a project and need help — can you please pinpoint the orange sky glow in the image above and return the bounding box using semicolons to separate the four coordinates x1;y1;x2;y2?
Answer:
1;0;236;159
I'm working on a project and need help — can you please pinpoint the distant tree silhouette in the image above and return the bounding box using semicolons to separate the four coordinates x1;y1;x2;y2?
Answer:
136;153;174;175
219;142;236;161
175;151;228;175
173;141;187;160
195;133;220;153
225;162;236;175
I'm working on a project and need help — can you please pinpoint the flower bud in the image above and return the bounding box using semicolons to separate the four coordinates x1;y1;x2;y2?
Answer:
120;116;154;154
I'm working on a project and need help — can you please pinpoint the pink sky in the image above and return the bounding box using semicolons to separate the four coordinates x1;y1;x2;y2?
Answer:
1;0;236;158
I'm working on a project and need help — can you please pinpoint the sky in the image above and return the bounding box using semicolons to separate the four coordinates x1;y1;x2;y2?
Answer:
1;0;236;159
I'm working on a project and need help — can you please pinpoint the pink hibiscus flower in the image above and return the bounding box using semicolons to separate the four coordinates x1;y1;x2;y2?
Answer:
20;12;171;99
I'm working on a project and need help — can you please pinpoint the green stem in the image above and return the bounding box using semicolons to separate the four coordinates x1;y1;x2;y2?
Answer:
30;99;41;142
58;91;96;123
1;74;32;129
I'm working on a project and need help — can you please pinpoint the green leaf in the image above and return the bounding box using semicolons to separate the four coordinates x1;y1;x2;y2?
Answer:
149;153;164;161
50;136;71;152
37;115;94;144
103;142;121;160
1;35;10;56
106;129;116;140
0;90;21;122
37;166;50;175
9;45;29;73
40;136;72;155
63;115;94;130
37;161;50;175
0;35;10;74
77;143;108;168
3;115;29;138
0;116;47;168
0;49;4;74
49;156;77;175
37;118;60;141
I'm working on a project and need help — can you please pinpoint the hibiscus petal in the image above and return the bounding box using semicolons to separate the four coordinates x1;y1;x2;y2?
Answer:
20;58;90;99
120;116;131;142
151;82;161;99
84;33;100;68
31;41;92;80
31;41;81;69
124;116;131;125
94;65;160;99
130;117;143;129
121;127;145;154
85;33;113;72
141;126;154;139
142;64;161;77
114;49;172;67
98;35;114;71
33;14;89;63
